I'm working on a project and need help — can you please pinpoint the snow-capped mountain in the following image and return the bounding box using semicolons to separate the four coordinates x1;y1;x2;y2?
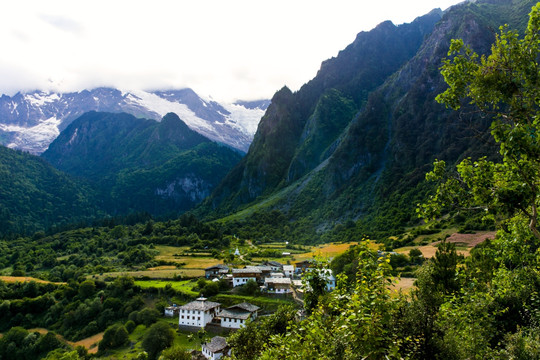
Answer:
0;88;268;154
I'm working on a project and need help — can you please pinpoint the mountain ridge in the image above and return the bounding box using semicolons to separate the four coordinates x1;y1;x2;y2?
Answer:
0;88;268;154
42;111;243;216
197;0;535;238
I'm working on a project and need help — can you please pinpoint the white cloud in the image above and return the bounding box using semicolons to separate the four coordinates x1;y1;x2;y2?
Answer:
0;0;463;102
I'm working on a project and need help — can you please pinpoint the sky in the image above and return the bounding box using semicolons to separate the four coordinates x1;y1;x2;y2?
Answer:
0;0;464;102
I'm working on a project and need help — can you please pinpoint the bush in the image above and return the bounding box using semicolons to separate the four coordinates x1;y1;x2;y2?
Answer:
98;324;130;353
160;346;191;360
201;282;219;297
239;279;260;296
137;308;160;327
125;320;136;334
142;322;175;359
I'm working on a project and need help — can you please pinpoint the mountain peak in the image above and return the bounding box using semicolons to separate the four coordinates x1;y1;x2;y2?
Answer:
0;88;267;154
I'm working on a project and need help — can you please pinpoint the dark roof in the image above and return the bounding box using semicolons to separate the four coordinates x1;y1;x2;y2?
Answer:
179;297;220;311
205;264;229;271
228;302;260;313
217;308;252;320
205;336;228;353
264;260;283;267
247;265;273;272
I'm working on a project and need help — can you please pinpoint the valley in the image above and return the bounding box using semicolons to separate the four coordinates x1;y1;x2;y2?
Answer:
1;0;540;359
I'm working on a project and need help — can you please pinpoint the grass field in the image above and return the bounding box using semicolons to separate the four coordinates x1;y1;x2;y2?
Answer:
0;276;65;285
134;279;199;297
91;268;204;280
293;241;367;262
155;245;221;266
94;245;224;280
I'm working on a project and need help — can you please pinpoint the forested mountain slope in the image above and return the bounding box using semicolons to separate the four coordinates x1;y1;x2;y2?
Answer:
0;145;101;236
42;111;243;216
199;0;537;237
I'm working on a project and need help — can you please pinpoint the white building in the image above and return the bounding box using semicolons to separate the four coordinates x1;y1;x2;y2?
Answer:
164;305;179;317
218;302;260;329
232;268;261;287
265;277;292;294
178;297;221;328
205;264;229;279
282;265;295;278
202;336;229;360
323;270;336;291
263;260;283;272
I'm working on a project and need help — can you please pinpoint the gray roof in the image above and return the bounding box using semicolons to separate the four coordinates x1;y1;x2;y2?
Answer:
249;265;273;272
218;302;259;320
232;268;262;274
265;260;283;267
205;336;228;353
218;308;252;320
229;302;260;313
179;297;220;311
265;277;292;285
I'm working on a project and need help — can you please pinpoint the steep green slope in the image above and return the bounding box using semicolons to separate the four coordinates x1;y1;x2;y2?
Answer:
42;111;243;216
0;146;101;236
198;0;537;239
203;9;444;216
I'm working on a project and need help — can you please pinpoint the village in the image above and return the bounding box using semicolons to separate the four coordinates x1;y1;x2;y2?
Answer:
163;259;336;359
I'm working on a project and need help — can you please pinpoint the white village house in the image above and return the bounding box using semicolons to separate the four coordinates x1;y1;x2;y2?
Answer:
205;264;229;279
264;277;292;294
232;268;261;287
164;304;180;317
282;264;295;278
202;336;230;360
218;302;260;329
178;297;221;328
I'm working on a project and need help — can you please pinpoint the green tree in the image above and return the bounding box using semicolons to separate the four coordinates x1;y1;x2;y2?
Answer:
98;324;129;352
142;322;175;360
414;4;540;358
137;308;160;327
159;346;191;360
302;260;330;315
113;325;129;348
431;240;460;294
125;319;136;333
258;241;400;359
201;281;219;297
240;279;259;297
44;349;81;360
227;305;297;360
78;280;96;299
